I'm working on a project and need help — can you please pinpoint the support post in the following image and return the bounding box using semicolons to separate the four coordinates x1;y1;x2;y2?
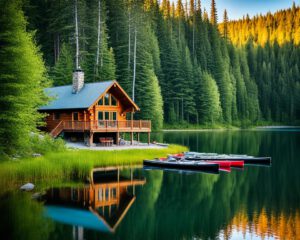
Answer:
89;132;94;146
116;132;120;145
148;132;150;145
137;132;140;143
84;111;86;130
130;132;133;145
131;110;133;130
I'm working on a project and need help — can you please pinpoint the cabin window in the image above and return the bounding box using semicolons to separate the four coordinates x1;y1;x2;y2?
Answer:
105;112;110;120
98;97;103;105
98;94;118;106
73;112;79;121
110;112;117;120
53;112;60;120
104;93;110;105
98;111;104;120
111;95;117;106
98;111;117;120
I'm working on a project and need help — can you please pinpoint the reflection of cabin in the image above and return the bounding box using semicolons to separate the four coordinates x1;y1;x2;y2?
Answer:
39;70;151;145
44;168;146;233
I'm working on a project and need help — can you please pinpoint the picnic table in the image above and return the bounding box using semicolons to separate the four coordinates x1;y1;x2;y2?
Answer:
99;137;114;146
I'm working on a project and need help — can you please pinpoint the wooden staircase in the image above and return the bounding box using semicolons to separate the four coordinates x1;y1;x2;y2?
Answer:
50;121;64;138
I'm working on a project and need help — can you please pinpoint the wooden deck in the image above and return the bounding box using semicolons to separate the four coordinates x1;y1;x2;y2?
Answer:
50;120;151;137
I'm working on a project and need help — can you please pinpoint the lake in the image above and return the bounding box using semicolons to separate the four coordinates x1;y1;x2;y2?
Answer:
1;130;300;240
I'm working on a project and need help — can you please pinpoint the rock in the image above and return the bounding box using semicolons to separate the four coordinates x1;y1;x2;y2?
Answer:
20;183;35;191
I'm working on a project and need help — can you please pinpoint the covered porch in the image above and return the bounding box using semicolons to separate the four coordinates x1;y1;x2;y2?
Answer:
50;120;151;146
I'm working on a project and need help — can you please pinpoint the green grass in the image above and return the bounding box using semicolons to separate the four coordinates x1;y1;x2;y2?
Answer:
0;144;187;190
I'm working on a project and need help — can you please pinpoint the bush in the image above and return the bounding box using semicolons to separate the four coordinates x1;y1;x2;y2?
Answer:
30;134;66;155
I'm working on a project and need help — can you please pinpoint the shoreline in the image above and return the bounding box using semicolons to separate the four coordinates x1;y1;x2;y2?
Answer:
66;142;168;151
0;144;188;191
162;125;300;132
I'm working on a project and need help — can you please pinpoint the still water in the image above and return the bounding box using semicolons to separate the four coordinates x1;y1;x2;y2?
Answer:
1;130;300;240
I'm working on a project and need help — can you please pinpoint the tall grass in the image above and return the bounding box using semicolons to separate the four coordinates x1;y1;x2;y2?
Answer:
0;144;187;190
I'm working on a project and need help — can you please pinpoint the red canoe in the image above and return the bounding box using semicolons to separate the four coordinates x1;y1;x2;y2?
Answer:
207;161;231;172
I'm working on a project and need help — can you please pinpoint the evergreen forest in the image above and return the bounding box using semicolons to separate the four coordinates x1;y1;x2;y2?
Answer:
1;0;300;154
25;0;300;129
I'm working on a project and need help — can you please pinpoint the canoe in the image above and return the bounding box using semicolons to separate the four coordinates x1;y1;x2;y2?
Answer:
158;158;233;172
185;156;271;165
143;160;219;174
171;152;271;165
164;156;245;169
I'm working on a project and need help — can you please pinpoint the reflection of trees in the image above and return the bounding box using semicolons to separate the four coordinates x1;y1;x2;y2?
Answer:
222;208;300;239
154;130;264;155
1;131;299;240
115;131;300;240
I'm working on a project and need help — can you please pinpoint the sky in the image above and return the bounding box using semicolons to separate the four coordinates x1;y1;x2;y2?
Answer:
170;0;299;21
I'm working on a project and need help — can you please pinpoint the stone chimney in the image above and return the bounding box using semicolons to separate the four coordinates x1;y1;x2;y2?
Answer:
72;68;84;94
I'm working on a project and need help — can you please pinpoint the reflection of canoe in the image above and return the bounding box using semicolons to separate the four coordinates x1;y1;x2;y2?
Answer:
143;160;219;174
143;166;219;175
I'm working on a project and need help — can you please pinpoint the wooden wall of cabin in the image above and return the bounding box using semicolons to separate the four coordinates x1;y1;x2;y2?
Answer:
43;110;86;132
89;90;129;122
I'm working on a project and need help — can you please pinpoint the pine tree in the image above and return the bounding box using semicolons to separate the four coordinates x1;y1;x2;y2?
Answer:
50;43;73;86
82;0;116;82
196;70;222;124
0;0;49;155
222;9;228;39
210;0;217;25
21;0;300;128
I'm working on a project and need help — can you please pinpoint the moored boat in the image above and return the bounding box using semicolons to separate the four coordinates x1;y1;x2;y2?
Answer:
143;159;220;174
171;152;271;165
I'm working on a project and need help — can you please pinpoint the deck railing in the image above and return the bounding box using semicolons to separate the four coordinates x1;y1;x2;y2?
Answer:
56;120;151;132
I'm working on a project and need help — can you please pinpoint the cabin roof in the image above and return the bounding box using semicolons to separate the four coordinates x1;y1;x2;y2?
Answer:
39;80;139;111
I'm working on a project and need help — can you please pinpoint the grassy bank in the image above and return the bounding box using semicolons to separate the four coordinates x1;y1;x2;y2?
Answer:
0;144;187;189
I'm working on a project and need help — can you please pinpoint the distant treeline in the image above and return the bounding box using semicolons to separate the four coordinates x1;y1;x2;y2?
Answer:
24;0;300;128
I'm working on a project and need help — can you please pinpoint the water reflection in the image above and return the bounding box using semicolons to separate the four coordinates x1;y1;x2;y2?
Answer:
219;208;300;239
44;168;145;235
0;130;299;240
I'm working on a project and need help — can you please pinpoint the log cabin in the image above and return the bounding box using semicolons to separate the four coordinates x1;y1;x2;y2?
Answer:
39;69;151;145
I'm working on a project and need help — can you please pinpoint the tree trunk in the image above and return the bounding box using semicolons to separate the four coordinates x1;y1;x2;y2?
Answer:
95;0;101;76
74;0;79;69
132;27;137;102
57;34;60;61
128;9;131;72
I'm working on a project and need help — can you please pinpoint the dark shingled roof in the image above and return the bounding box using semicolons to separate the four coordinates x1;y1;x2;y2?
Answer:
39;81;114;110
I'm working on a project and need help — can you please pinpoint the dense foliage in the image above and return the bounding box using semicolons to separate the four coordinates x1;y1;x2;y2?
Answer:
222;4;300;122
23;0;300;128
0;0;49;155
0;0;299;156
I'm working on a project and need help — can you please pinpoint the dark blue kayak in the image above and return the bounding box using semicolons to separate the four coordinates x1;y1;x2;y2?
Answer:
143;159;219;174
